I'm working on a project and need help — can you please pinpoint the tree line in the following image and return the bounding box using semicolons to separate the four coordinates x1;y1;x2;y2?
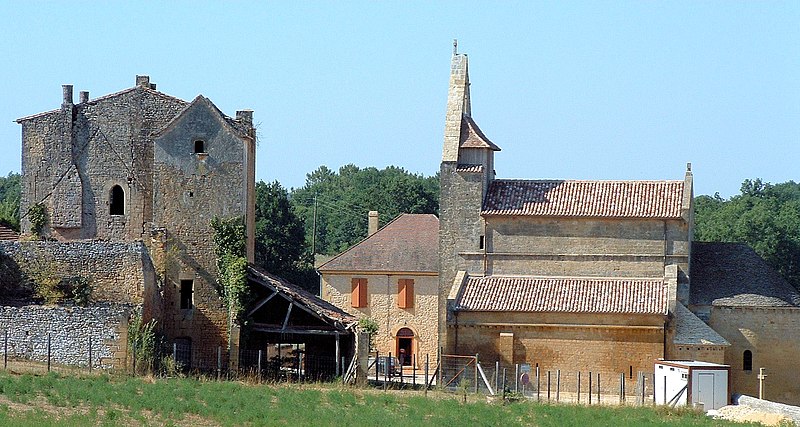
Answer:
0;170;797;292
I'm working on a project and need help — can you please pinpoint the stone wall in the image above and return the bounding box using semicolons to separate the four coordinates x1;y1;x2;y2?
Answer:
710;306;800;405
450;312;665;393
484;217;690;278
0;240;153;306
0;304;133;368
322;273;439;365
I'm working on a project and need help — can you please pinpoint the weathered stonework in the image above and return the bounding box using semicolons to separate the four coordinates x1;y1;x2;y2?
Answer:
14;77;256;369
0;304;133;368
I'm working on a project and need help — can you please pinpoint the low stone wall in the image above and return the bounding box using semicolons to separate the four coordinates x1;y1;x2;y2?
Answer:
0;303;134;368
735;395;800;424
0;240;153;305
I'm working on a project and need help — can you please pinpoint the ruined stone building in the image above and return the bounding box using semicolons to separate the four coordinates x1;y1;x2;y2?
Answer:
438;51;800;404
11;76;256;368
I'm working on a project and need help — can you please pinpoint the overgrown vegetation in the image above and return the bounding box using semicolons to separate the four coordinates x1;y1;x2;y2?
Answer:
128;314;157;375
210;216;250;323
27;202;47;239
0;172;20;231
0;371;758;426
358;317;379;351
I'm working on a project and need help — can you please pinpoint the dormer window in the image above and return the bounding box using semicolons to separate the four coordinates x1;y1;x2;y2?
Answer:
194;140;206;154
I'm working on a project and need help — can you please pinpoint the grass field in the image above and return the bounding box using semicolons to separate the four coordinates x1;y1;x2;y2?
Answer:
0;371;759;426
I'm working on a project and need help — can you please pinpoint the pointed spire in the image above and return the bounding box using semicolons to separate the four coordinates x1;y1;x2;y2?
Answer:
442;47;471;162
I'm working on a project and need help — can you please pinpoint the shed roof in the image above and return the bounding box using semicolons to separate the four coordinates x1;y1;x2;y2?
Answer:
455;275;668;315
673;303;729;346
482;180;685;218
247;265;356;327
318;214;439;274
690;242;800;307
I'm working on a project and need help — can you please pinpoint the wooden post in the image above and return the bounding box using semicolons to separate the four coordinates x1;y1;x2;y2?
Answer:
88;334;92;372
515;364;520;393
556;369;561;402
597;373;600;403
577;371;581;403
474;354;479;394
412;354;416;387
547;371;551;401
132;341;136;375
335;332;340;378
257;350;262;383
172;342;177;369
424;354;429;395
589;371;592;404
375;350;380;382
3;329;7;370
502;368;507;399
536;365;540;401
47;333;51;372
217;346;222;381
495;360;500;394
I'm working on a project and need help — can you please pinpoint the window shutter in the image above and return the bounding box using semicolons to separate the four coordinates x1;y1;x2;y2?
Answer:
398;279;414;309
352;278;368;308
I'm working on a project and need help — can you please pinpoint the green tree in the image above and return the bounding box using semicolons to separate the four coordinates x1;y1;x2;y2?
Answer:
0;172;21;231
255;181;316;292
694;179;800;289
290;164;438;255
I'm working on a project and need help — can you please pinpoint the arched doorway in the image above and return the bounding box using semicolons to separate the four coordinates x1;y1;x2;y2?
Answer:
396;327;414;367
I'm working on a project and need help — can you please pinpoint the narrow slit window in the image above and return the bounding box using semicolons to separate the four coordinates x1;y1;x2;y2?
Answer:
110;185;124;215
743;350;753;371
194;140;205;154
180;279;194;309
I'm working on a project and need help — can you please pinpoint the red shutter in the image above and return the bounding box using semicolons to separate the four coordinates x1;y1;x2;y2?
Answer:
352;278;368;308
398;279;414;309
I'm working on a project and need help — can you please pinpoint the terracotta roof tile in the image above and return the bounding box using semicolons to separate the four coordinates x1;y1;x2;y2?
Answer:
0;225;19;241
318;214;439;273
482;179;685;218
459;116;500;151
690;242;800;307
247;265;357;326
456;276;668;314
456;164;483;173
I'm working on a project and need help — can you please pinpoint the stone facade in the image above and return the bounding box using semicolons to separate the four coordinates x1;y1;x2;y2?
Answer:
321;273;438;365
0;304;133;368
14;77;256;368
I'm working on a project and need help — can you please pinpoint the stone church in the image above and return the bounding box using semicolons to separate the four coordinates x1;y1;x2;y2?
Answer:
12;76;256;367
437;50;800;404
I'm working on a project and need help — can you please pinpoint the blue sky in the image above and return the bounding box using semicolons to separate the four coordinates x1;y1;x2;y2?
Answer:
1;1;797;197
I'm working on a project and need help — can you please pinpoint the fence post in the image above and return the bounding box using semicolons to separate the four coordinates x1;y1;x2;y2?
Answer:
88;334;92;372
515;364;519;393
589;371;592;404
437;347;442;388
299;352;303;382
132;341;137;376
547;371;551;401
556;369;561;402
652;373;656;405
375;350;380;383
577;371;581;403
217;346;222;381
341;357;345;384
388;351;392;381
47;333;51;372
536;365;540;402
296;345;301;381
495;361;499;394
502;368;507;398
3;329;7;370
172;342;177;371
412;354;416;387
620;373;625;404
641;373;646;406
424;353;429;395
474;354;479;394
257;350;262;384
597;373;600;404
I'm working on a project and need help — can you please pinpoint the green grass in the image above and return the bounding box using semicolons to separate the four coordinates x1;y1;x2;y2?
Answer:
0;371;758;426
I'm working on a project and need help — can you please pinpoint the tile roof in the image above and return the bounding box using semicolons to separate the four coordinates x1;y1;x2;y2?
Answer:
459;116;501;151
673;303;729;346
455;164;483;173
482;179;685;218
247;265;357;327
0;225;19;241
690;242;800;307
456;276;668;314
318;214;439;273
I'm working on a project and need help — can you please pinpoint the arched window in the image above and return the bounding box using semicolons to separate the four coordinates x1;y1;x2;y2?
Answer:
110;185;124;215
743;350;753;371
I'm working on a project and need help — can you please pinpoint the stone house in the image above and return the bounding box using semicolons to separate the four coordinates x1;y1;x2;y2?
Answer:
438;51;800;404
318;212;439;367
12;76;256;369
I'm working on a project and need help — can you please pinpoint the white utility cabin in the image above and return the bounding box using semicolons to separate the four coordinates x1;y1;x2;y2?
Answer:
654;361;730;411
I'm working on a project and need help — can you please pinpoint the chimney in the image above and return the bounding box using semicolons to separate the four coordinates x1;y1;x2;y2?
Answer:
236;110;253;127
79;91;89;103
135;75;150;88
368;211;379;237
62;84;73;107
149;83;157;90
